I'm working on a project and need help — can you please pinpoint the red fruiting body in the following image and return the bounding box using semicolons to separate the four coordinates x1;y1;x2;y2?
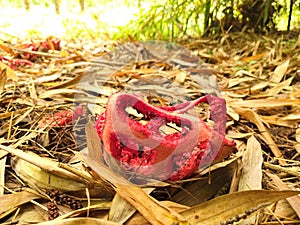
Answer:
39;106;84;128
0;56;33;69
21;37;61;61
39;37;61;51
95;93;236;182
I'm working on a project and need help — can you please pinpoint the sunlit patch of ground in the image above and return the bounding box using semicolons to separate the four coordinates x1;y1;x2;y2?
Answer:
0;3;142;40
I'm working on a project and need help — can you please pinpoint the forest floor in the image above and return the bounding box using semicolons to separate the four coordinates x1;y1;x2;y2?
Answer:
0;28;300;224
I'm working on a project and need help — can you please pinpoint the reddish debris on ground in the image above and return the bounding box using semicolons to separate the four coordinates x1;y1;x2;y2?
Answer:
0;37;61;69
19;36;61;61
0;56;33;69
39;106;84;128
95;93;237;182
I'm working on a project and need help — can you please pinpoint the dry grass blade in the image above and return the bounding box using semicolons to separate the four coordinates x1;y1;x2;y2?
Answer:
36;217;122;225
47;72;85;90
264;162;300;178
39;89;81;99
229;99;300;108
180;190;300;225
52;202;111;220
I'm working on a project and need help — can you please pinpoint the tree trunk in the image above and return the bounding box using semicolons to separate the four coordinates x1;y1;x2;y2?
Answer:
79;0;85;13
24;0;30;11
287;0;293;31
53;0;60;14
204;0;211;31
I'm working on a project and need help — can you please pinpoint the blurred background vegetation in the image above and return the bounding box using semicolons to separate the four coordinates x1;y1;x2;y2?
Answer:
0;0;299;41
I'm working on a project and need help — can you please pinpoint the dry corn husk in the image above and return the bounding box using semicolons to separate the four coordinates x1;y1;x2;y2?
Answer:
11;157;86;192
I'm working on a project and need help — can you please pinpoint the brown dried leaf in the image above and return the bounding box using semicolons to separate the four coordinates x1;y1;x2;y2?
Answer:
0;43;16;55
0;189;41;219
174;71;187;84
232;107;285;164
260;115;298;127
267;76;294;95
172;159;237;206
0;155;6;196
238;136;263;225
80;153;188;225
239;136;263;191
296;127;300;143
39;89;80;99
115;184;188;225
36;217;122;225
0;144;84;182
253;76;294;98
266;172;300;218
11;157;86;192
229;99;300;108
272;59;290;83
85;117;103;163
0;68;7;95
108;188;154;224
16;203;46;223
0;62;18;81
180;190;300;225
126;201;190;225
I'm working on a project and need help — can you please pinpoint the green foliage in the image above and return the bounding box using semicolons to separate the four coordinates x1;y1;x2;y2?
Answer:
114;0;207;41
1;0;300;41
114;0;300;40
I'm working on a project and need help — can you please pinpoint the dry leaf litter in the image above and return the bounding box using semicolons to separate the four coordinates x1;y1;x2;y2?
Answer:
0;32;299;224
